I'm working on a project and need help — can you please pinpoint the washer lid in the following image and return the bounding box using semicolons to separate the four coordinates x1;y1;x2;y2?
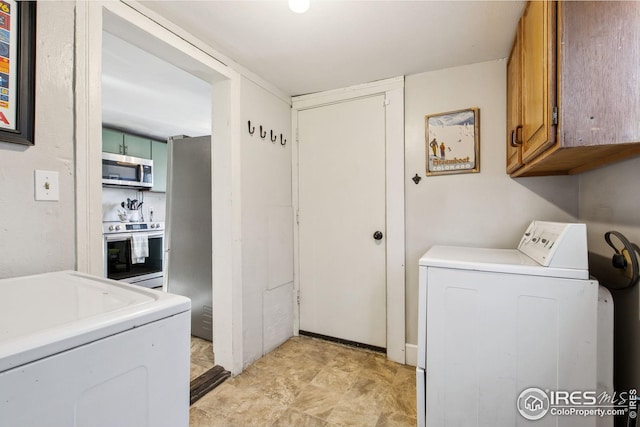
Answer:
0;271;190;373
419;246;590;280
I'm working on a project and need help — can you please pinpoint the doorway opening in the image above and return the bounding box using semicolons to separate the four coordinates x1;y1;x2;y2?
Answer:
291;78;406;364
75;1;243;379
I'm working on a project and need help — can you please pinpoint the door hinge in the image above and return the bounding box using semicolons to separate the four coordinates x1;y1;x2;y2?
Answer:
552;106;558;126
296;290;300;305
383;98;390;107
295;128;299;142
296;209;299;224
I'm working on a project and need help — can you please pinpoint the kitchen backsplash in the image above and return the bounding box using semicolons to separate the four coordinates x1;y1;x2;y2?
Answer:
102;187;166;223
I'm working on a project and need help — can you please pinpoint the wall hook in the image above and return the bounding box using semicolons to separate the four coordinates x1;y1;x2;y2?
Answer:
280;134;286;146
412;173;422;184
259;125;266;139
270;130;277;142
248;121;255;135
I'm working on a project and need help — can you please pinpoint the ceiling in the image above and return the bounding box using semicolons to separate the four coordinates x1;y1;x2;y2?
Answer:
102;31;213;141
102;1;525;139
139;0;526;96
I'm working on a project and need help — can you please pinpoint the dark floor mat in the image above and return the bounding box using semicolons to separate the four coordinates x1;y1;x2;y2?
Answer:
190;365;231;405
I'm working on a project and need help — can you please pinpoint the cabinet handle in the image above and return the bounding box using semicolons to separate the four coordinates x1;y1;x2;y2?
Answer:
510;125;523;147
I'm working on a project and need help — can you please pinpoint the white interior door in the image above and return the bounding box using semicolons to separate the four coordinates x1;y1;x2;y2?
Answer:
297;94;387;348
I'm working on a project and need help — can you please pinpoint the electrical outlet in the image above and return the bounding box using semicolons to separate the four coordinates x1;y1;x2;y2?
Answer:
34;170;59;201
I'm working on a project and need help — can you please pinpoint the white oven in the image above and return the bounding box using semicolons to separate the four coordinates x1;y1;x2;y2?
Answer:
103;222;164;289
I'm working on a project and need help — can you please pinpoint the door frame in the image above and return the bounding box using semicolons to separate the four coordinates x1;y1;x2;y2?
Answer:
291;77;406;363
74;1;244;374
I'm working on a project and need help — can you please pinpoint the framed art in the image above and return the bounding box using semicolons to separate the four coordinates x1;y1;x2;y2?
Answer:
425;107;480;176
0;0;35;146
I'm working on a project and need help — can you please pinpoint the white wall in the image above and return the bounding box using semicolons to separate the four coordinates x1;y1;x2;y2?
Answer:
404;60;580;345
579;156;640;393
240;76;294;367
0;2;76;278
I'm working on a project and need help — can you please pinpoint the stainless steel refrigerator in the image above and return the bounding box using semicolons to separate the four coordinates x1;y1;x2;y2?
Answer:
165;135;212;341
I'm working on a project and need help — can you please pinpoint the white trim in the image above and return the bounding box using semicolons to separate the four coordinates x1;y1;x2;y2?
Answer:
75;1;244;375
102;1;236;81
385;86;406;364
292;76;404;110
211;78;244;375
74;1;104;276
405;343;418;367
123;0;291;105
292;107;301;337
291;77;406;363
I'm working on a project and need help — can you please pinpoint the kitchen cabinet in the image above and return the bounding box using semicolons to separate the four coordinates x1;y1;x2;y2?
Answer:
506;20;523;174
102;128;124;155
507;1;640;177
102;127;167;191
519;0;556;164
151;140;168;192
123;134;151;159
506;1;556;175
101;127;151;159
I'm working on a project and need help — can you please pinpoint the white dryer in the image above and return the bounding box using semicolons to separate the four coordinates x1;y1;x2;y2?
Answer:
416;221;613;427
0;271;191;427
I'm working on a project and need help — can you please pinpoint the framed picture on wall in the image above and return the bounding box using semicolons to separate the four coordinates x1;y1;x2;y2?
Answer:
425;107;480;176
0;0;36;146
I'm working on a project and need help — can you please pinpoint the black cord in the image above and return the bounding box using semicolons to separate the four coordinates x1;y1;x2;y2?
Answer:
604;231;640;289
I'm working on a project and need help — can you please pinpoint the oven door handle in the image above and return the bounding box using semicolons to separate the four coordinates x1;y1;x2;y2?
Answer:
105;233;134;242
104;232;163;242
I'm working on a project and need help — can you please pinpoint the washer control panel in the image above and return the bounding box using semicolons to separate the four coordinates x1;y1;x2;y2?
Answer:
518;221;588;269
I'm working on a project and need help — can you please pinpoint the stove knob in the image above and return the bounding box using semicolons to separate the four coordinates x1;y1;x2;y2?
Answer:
115;225;121;231
108;225;114;231
150;224;155;228
156;223;161;229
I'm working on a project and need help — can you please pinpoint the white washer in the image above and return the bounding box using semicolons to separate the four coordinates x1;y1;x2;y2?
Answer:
416;221;613;427
0;270;191;427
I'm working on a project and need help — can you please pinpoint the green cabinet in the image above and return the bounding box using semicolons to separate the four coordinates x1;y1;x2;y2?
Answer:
151;140;168;192
123;134;151;159
102;127;151;159
102;127;167;191
102;128;124;155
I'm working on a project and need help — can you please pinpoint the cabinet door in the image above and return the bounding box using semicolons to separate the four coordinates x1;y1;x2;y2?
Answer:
151;140;168;192
506;19;523;174
521;0;556;163
123;134;151;159
102;128;124;155
560;1;640;148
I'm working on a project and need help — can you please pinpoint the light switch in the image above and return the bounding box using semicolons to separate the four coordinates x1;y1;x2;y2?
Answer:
35;170;59;201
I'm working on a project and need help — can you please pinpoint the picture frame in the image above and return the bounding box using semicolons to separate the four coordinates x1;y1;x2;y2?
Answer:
0;1;36;146
425;107;480;176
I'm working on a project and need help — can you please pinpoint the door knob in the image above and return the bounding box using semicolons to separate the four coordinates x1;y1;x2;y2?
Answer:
373;231;384;240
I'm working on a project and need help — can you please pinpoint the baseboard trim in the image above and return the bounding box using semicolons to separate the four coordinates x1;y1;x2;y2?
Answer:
189;365;231;405
405;343;417;367
299;330;386;354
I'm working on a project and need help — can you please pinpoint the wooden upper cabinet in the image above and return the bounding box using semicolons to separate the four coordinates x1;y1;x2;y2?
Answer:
505;1;556;174
520;0;556;163
559;1;640;151
506;19;523;174
508;0;640;177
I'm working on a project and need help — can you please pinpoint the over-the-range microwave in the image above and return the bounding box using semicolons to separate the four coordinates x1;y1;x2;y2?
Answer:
102;152;153;189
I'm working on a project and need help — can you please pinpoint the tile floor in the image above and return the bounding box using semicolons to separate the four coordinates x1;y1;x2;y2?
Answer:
191;336;215;381
190;336;417;427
